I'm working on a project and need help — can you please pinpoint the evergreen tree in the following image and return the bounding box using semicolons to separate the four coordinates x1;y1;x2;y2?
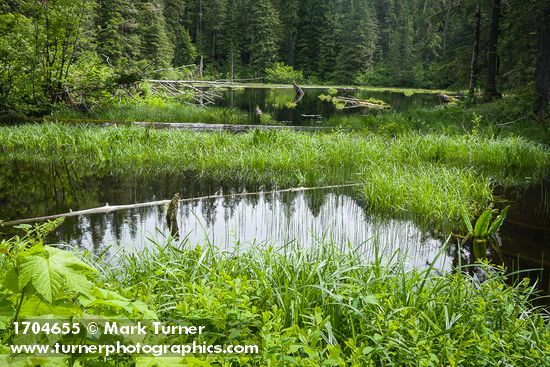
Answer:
335;0;377;84
317;5;340;81
275;0;300;65
294;0;325;76
164;0;197;66
535;0;550;117
96;0;142;64
222;0;242;78
246;0;281;73
138;0;174;71
484;0;502;99
200;0;228;67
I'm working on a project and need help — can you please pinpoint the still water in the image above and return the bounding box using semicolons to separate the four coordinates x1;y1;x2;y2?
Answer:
214;87;439;124
0;160;548;295
0;87;547;296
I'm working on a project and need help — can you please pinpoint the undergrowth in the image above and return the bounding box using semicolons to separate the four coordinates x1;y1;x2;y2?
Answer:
1;222;548;366
74;237;550;365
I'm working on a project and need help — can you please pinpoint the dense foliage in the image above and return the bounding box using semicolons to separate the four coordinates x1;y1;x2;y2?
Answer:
1;0;548;114
1;223;549;365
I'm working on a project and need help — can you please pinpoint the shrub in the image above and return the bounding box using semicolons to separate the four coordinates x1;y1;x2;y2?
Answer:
264;62;304;84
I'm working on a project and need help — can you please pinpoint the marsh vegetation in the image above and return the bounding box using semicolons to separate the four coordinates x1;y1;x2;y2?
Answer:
1;0;550;365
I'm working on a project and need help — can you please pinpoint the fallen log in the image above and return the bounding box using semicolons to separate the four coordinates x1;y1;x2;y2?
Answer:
132;121;333;132
437;92;459;104
148;80;222;105
332;96;390;110
0;184;363;227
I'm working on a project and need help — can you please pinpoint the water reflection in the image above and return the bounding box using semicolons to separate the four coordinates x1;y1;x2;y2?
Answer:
49;189;449;271
215;88;439;125
1;160;548;296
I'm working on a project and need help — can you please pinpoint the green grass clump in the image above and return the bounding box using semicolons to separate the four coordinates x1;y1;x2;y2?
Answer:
361;164;492;228
3;227;548;366
52;100;249;124
0;123;548;228
93;239;550;366
329;95;550;144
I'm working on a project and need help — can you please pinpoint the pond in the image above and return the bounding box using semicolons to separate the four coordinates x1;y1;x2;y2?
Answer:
0;161;548;299
214;87;440;125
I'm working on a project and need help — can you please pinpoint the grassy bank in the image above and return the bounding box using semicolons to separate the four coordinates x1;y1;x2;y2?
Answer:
51;100;249;125
1;123;548;229
328;96;550;144
107;240;550;366
1;226;549;366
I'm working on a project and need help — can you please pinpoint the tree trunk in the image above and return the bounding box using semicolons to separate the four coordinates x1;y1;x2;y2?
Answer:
288;33;296;65
469;2;481;98
230;49;235;82
535;0;550;119
442;0;452;54
484;0;501;100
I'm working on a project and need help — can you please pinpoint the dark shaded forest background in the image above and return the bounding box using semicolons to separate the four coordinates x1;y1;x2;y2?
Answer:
0;0;549;116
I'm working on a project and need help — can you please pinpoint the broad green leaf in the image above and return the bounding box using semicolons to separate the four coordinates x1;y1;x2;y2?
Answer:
129;300;158;319
86;296;157;318
18;246;95;303
0;355;69;367
488;206;509;235
92;286;130;301
473;209;492;238
1;266;19;293
363;346;374;355
135;357;199;367
18;295;78;318
85;298;135;314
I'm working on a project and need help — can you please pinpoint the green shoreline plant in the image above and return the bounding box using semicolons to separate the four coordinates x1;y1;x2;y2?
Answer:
2;225;548;366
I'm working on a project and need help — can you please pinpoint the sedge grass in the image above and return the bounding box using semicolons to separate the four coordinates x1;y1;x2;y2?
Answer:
96;238;550;366
0;123;548;228
52;101;249;124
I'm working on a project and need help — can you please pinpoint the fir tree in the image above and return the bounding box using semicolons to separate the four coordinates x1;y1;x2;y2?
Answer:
335;0;378;84
138;0;174;71
164;0;197;66
246;0;281;73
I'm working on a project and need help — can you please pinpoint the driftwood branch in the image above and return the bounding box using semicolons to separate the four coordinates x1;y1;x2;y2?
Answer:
147;79;222;106
437;92;459;104
293;82;304;103
132;121;332;131
334;96;390;110
0;184;363;227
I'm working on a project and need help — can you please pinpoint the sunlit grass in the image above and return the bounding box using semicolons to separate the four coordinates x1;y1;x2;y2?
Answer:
360;164;492;228
0;123;548;228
